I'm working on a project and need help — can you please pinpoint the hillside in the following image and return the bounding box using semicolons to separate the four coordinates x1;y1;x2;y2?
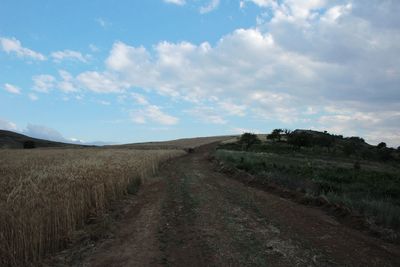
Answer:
0;130;86;149
0;130;236;150
108;135;236;150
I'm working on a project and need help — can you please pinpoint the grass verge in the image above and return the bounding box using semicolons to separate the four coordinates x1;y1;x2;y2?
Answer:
215;149;400;234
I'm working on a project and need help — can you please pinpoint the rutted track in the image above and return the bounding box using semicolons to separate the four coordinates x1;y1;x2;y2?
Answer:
55;143;400;267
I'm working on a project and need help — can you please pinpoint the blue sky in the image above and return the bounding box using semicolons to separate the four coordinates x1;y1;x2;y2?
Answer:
1;0;399;146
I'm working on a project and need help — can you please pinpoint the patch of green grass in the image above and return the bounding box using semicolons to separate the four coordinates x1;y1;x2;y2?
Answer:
326;192;400;229
216;149;400;230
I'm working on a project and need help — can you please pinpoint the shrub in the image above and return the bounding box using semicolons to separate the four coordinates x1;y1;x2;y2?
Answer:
238;133;261;150
268;129;283;141
287;131;312;148
377;142;387;149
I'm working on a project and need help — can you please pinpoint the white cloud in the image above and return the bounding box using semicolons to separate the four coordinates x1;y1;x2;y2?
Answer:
4;83;21;94
51;50;88;63
130;111;147;124
164;0;186;5
104;30;303;103
106;41;151;73
200;0;220;14
77;71;128;93
28;93;38;101
129;91;178;125
98;100;111;105
146;105;179;125
89;44;100;52
322;4;352;23
218;101;247;117
99;30;367;122
95;18;112;28
57;70;78;93
187;106;227;124
131;93;149;105
304;106;318;115
32;75;56;93
0;118;18;131
0;37;46;61
130;105;179;125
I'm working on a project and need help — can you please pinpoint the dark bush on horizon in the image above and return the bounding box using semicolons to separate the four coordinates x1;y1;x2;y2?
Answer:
239;133;261;150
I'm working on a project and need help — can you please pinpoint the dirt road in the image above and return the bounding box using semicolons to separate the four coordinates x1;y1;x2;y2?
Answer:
57;144;400;267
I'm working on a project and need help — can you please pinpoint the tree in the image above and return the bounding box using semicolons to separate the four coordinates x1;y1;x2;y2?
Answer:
239;133;261;150
283;129;292;135
377;142;387;149
268;129;283;141
287;132;312;148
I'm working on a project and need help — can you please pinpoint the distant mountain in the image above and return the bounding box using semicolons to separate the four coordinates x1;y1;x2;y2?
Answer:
0;130;90;149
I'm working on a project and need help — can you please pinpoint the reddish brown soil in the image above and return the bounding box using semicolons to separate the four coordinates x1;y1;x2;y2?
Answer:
48;144;400;267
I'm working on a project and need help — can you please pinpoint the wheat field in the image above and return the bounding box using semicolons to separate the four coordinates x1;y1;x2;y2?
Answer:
0;148;185;266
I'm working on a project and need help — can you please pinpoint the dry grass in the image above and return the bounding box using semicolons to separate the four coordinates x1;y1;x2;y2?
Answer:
109;135;235;150
221;134;268;145
0;148;185;266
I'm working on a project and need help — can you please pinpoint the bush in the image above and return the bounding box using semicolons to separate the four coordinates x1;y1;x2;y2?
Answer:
268;129;283;141
377;142;387;149
287;131;312;148
238;133;261;150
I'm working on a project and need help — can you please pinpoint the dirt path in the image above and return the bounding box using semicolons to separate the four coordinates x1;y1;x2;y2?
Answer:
66;144;400;266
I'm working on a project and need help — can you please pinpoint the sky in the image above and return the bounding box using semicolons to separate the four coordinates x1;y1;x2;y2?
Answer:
0;0;399;146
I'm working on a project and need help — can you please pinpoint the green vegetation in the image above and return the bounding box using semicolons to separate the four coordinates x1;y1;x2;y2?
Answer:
216;130;400;231
238;132;261;150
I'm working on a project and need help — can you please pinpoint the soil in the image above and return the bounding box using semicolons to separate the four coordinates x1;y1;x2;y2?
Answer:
47;143;400;267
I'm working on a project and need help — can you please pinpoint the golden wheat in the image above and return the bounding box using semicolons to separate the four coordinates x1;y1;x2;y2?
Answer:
0;148;185;266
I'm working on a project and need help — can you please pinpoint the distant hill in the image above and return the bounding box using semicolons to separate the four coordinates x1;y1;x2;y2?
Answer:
0;130;88;149
108;135;236;150
0;130;236;150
